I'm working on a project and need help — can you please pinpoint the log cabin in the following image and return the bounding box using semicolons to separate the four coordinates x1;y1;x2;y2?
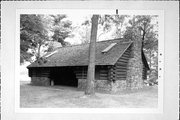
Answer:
27;38;150;92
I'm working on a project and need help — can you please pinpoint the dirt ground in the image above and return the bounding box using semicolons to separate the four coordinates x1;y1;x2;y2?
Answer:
20;81;158;108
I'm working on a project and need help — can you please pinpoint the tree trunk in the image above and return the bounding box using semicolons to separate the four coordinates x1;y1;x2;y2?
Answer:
36;44;42;60
85;15;99;95
149;50;152;68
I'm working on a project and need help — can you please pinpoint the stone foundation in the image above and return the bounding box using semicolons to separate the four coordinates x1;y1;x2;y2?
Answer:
31;77;50;86
78;79;87;89
78;79;127;92
95;80;112;92
111;80;127;92
126;58;144;90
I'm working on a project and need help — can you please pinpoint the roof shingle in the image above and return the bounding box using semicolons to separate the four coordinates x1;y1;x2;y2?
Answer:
27;38;132;68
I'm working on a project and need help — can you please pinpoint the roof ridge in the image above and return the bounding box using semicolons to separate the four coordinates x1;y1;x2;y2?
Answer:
55;38;126;50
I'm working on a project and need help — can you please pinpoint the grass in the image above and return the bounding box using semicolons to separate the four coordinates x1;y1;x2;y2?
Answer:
20;81;158;108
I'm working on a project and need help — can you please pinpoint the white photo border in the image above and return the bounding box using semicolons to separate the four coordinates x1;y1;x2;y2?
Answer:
1;1;179;120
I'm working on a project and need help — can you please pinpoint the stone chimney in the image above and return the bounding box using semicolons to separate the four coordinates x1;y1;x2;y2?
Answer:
126;34;143;89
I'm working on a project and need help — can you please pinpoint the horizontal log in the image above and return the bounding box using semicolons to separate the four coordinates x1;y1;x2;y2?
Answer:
115;66;127;70
122;53;130;57
101;75;108;77
118;56;129;60
100;76;108;79
116;62;128;65
125;50;131;53
100;73;108;76
116;71;127;74
117;61;128;65
119;57;129;62
120;57;129;61
116;75;126;78
118;58;129;62
116;76;126;79
116;74;127;77
116;60;128;64
116;73;127;76
100;71;108;73
75;72;83;75
116;78;126;80
115;66;128;70
76;76;82;79
115;65;127;68
76;75;82;78
116;69;127;73
121;53;130;57
125;49;131;52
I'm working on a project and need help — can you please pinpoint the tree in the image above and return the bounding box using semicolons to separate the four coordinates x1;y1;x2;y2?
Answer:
78;20;91;44
20;14;48;64
51;15;72;47
123;15;158;51
20;14;73;64
85;15;99;95
78;15;128;43
123;15;158;81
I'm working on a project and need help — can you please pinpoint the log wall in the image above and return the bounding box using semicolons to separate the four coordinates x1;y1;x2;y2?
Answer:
113;45;131;81
28;67;50;86
73;66;109;80
29;67;50;77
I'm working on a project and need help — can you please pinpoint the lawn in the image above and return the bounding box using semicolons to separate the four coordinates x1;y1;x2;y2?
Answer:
20;81;158;108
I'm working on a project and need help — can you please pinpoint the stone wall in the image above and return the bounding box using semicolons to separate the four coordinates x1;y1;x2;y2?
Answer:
126;36;144;90
95;80;112;92
78;79;111;91
78;79;87;89
78;79;127;92
31;77;50;86
111;80;127;92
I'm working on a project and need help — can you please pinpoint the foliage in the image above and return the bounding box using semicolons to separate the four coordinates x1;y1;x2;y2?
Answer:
20;14;73;64
123;15;158;49
20;14;48;63
79;15;128;43
102;15;129;38
123;15;158;80
51;15;72;47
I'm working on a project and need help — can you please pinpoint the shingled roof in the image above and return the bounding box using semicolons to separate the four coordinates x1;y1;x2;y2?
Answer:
28;38;133;68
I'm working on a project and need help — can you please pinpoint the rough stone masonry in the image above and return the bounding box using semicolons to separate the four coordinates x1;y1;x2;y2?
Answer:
126;35;144;90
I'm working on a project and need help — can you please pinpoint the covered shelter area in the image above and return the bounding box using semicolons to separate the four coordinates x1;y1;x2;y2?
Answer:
49;67;78;87
28;66;78;87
